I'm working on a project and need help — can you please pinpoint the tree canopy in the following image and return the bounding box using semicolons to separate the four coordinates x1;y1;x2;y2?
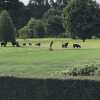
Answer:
0;0;29;29
64;0;100;41
0;10;16;42
0;0;100;39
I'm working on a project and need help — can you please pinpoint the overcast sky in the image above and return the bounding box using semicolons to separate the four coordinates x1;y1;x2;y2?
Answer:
20;0;29;5
97;0;100;3
20;0;100;5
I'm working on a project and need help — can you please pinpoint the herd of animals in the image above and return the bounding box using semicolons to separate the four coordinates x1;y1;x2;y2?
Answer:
62;42;81;48
0;41;81;49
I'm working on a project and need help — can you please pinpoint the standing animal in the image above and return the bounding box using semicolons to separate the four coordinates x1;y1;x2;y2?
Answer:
1;42;7;47
29;43;32;46
12;42;17;47
35;43;41;46
73;44;81;48
49;40;53;51
12;41;20;47
23;43;26;46
16;42;20;47
62;42;69;48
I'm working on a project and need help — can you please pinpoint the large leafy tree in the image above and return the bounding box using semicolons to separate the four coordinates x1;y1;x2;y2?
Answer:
49;0;70;9
18;18;46;38
18;26;29;39
0;0;29;29
34;20;46;38
0;10;16;42
43;8;65;37
43;8;62;18
64;0;100;42
18;18;36;38
46;15;65;37
28;0;50;19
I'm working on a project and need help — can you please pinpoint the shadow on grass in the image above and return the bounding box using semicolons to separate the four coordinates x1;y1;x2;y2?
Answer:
0;76;99;100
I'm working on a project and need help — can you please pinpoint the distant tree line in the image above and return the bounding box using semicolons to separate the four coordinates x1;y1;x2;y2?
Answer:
0;0;100;42
0;0;69;28
64;0;100;41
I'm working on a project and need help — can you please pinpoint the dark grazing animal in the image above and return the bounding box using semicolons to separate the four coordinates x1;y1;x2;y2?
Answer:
29;43;32;46
35;43;41;46
23;43;26;46
62;42;69;48
12;42;17;47
73;43;81;48
12;41;20;47
16;42;20;47
1;42;7;47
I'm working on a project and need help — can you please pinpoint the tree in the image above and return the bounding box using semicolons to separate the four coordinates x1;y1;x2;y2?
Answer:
27;18;39;38
28;0;50;19
0;10;16;42
18;18;36;38
18;26;29;39
49;0;70;9
46;15;65;37
0;0;29;29
43;8;62;18
43;7;65;37
64;0;100;42
34;20;46;38
18;18;46;38
27;18;46;38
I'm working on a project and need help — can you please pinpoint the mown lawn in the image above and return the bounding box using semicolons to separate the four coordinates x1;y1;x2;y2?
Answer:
0;39;100;78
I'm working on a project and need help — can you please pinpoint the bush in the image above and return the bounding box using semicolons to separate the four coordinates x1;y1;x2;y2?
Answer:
66;64;99;76
95;69;100;75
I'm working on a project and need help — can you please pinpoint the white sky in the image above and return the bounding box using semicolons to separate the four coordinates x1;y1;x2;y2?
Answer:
20;0;100;5
20;0;29;5
96;0;100;3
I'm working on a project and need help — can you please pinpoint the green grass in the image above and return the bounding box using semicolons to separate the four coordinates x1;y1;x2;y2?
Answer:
18;38;100;48
0;38;100;78
0;38;99;100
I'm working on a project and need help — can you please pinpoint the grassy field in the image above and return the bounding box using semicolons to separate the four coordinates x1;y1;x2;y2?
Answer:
0;38;100;78
0;38;100;100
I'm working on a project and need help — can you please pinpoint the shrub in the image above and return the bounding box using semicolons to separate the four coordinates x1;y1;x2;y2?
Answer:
95;69;100;75
66;64;99;76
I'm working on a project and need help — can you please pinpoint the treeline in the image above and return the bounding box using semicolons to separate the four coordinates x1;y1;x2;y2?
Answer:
0;0;100;41
0;0;68;29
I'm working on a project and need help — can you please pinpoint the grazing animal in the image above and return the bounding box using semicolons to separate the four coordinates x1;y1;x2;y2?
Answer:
12;42;17;47
12;42;20;47
1;42;7;47
49;40;53;51
73;43;81;48
35;43;41;46
62;42;68;48
16;42;20;47
29;43;32;46
23;43;26;46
